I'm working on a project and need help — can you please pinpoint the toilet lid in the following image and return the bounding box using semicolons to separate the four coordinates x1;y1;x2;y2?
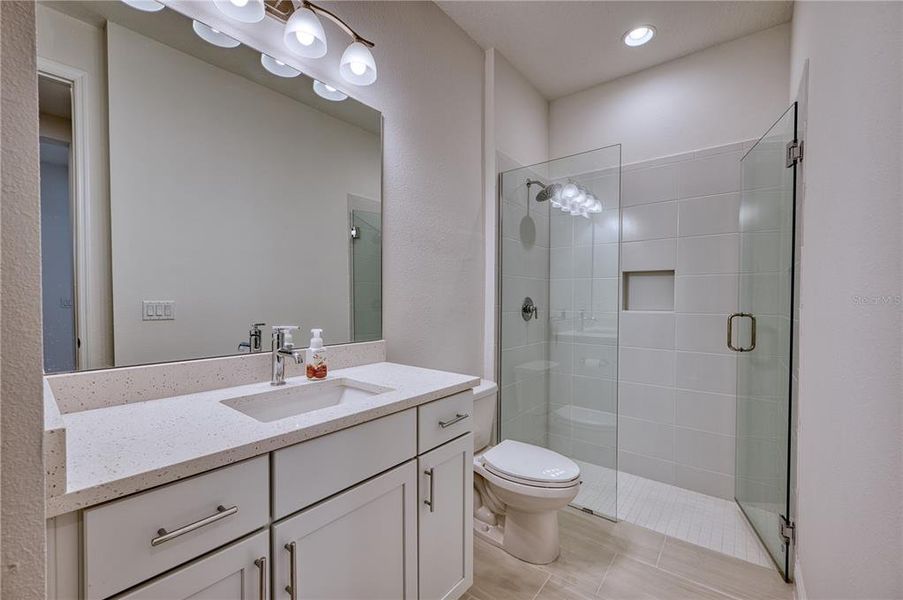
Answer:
481;440;580;486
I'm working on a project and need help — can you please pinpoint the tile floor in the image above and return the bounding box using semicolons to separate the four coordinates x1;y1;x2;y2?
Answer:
466;507;794;600
573;460;772;567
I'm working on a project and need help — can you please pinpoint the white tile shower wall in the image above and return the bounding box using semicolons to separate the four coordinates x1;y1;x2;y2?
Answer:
618;140;753;499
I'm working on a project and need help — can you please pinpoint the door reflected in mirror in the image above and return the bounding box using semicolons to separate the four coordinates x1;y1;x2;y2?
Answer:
37;0;382;373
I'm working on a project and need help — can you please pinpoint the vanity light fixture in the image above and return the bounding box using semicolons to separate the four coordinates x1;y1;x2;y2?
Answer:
313;80;348;101
261;53;302;77
121;0;165;12
623;25;656;47
192;20;241;48
265;0;378;86
214;0;266;23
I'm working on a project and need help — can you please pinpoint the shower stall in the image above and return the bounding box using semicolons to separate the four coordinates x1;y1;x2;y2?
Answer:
496;105;799;579
498;145;622;521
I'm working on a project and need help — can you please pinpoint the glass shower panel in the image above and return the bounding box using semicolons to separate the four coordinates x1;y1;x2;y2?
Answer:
734;104;797;579
499;145;621;521
350;209;382;342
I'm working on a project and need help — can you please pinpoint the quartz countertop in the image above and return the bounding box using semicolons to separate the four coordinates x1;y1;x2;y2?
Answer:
46;362;479;517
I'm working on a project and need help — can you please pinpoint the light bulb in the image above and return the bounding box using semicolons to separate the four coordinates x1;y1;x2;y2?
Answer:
230;0;248;6
340;41;377;86
261;53;301;78
313;80;348;101
192;20;240;48
295;31;314;46
121;0;165;12
283;6;327;58
214;0;264;23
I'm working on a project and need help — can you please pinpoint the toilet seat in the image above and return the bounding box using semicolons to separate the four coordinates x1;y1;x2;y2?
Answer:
480;440;580;489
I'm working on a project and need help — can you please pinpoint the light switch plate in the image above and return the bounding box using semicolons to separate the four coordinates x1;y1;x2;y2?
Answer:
142;300;175;321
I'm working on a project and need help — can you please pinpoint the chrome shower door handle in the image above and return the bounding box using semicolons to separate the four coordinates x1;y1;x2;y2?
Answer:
727;313;757;352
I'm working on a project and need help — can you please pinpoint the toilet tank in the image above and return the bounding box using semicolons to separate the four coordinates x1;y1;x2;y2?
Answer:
472;380;498;452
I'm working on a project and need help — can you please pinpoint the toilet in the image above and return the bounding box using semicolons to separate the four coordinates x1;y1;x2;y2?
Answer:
471;380;581;564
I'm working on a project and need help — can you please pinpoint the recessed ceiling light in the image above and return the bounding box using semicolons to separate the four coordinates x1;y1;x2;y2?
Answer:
624;25;655;47
313;80;348;102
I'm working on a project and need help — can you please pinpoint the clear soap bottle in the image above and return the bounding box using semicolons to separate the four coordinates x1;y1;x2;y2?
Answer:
305;329;328;379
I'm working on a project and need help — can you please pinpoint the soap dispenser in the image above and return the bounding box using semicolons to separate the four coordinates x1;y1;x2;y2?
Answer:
305;329;328;379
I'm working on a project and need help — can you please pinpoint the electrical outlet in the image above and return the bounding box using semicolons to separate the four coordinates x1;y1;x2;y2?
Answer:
142;301;175;321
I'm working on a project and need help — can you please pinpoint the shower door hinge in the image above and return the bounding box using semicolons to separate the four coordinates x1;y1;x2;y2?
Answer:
350;225;360;240
779;514;796;544
786;140;803;168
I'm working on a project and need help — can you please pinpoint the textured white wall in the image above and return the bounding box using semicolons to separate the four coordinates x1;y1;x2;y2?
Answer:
493;50;549;169
106;23;379;366
1;2;46;598
790;2;903;597
165;1;485;377
550;24;791;164
484;49;550;379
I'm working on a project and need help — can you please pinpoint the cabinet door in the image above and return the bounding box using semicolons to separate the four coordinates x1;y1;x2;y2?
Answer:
418;434;473;600
272;460;418;600
116;530;268;600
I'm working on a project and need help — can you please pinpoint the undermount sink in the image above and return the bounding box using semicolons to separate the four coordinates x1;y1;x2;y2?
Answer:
221;378;394;423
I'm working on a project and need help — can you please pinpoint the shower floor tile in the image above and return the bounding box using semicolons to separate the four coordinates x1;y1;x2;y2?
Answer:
572;460;773;568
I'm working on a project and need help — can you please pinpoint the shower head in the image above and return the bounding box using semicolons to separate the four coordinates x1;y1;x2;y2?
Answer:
525;179;561;203
535;183;562;203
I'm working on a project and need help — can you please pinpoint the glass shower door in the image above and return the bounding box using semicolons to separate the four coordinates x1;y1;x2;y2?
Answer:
733;103;798;580
498;145;621;521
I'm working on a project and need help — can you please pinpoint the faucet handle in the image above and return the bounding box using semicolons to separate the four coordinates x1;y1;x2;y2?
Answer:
251;322;266;329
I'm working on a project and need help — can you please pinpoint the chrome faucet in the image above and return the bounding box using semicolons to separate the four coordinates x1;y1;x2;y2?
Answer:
238;322;266;353
271;325;303;386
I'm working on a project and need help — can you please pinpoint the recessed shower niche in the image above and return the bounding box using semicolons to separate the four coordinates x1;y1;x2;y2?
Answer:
622;270;675;311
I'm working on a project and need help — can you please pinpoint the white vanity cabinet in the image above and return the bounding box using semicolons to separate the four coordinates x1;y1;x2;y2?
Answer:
272;461;419;599
48;391;475;600
114;530;268;600
418;433;474;600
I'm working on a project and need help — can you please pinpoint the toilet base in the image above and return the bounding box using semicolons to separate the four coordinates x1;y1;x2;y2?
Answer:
472;509;561;565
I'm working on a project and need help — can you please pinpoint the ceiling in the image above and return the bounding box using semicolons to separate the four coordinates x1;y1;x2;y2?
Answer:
437;1;793;99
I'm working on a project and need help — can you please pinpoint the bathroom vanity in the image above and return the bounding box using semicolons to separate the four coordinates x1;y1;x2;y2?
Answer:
45;354;478;600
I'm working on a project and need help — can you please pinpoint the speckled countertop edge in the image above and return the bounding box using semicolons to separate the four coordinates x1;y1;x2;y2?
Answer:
46;362;479;517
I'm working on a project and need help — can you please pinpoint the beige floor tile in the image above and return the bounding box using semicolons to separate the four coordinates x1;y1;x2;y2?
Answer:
598;554;735;600
470;538;550;600
534;575;598;600
657;538;793;600
559;509;665;566
538;530;617;595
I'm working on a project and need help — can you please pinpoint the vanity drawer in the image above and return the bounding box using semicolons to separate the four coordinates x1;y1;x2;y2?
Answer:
83;455;268;600
418;391;474;453
273;408;417;520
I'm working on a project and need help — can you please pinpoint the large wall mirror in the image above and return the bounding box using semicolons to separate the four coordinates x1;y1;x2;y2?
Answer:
36;1;382;373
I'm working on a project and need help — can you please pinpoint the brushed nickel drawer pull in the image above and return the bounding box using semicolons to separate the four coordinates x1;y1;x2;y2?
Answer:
151;504;238;547
424;468;435;513
254;556;267;600
285;541;297;600
438;413;469;428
